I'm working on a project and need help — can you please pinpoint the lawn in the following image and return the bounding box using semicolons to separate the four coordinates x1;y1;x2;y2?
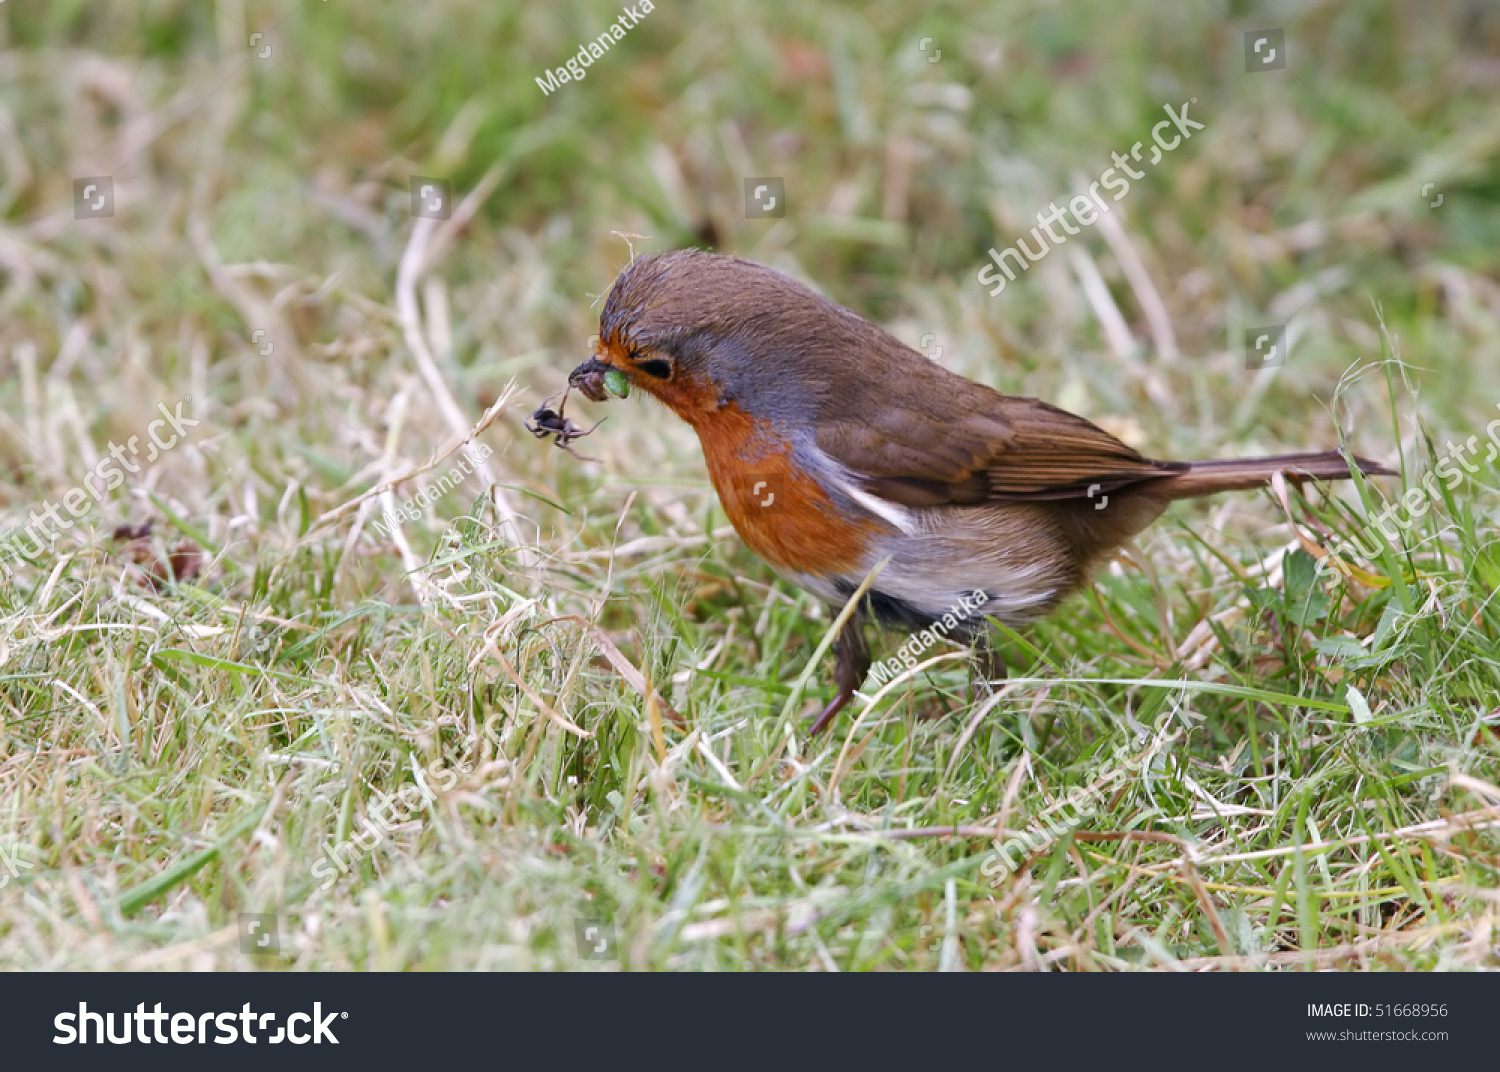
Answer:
0;0;1497;970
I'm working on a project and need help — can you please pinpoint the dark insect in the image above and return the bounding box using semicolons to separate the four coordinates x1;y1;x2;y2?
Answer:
526;389;603;461
110;521;205;588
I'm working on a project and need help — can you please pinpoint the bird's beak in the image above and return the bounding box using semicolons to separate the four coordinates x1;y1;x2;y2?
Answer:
568;356;614;402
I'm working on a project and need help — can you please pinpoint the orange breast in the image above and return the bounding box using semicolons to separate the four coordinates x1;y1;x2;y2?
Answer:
690;403;884;577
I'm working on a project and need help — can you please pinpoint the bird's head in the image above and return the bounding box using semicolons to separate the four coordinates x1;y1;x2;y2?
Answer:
568;249;899;427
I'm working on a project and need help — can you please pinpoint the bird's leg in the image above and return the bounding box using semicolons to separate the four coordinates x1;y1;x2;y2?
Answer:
808;614;870;737
968;633;1007;707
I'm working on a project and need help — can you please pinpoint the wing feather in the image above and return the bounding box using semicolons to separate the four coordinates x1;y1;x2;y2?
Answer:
812;353;1182;507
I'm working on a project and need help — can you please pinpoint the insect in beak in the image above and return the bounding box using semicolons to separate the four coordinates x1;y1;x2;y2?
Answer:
568;356;615;402
525;387;604;460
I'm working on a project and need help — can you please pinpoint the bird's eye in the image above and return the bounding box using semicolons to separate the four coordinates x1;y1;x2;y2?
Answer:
638;358;672;380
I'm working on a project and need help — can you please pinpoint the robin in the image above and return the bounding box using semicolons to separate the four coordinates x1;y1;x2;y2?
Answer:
566;250;1392;735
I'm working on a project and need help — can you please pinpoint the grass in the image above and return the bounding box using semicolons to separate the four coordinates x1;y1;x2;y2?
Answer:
0;0;1497;970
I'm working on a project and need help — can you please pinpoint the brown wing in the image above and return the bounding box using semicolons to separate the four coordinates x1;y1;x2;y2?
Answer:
812;354;1182;508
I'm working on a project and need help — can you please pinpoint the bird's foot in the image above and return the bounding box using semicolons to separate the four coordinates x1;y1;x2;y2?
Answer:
808;691;851;736
806;615;870;737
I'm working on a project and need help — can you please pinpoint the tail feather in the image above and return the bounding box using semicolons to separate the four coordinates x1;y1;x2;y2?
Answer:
1158;449;1393;501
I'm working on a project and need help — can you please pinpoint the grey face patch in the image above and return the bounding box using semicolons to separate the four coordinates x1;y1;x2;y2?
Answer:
694;333;823;425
